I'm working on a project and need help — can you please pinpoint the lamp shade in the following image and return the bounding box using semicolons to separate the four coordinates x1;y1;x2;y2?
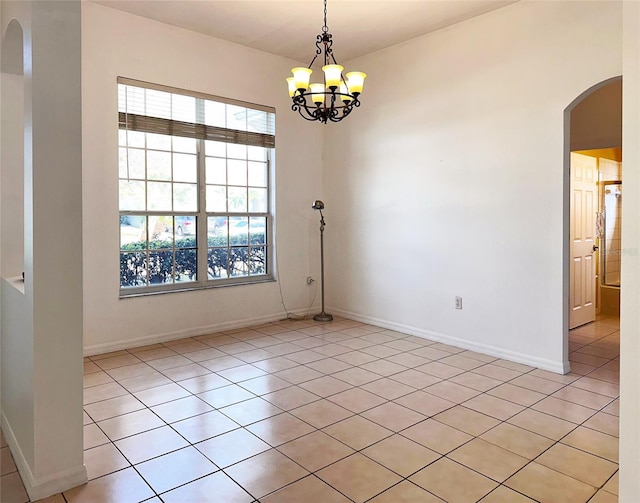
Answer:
322;64;344;89
346;71;367;95
339;83;351;102
310;83;325;105
286;77;297;97
292;67;313;91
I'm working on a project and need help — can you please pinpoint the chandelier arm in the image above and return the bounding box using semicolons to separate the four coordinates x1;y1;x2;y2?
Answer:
337;102;356;120
329;91;337;119
308;55;320;69
293;103;322;122
292;94;327;122
298;108;323;122
327;104;351;122
313;34;323;62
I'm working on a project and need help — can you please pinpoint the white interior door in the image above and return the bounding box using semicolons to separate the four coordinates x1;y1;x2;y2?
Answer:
570;152;597;329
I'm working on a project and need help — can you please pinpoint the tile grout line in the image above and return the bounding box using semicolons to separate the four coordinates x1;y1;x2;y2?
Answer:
70;318;621;503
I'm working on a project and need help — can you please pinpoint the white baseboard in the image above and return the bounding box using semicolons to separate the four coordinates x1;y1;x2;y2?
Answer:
329;307;567;374
84;307;311;356
85;304;566;374
1;412;88;501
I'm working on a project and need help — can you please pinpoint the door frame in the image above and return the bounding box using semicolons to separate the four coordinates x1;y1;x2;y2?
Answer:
563;75;622;371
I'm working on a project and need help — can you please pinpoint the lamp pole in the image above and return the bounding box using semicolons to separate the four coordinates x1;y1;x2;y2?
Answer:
312;201;333;322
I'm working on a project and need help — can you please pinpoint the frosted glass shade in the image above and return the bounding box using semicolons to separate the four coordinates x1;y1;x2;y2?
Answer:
339;83;351;102
286;77;296;97
310;83;325;104
346;71;367;94
322;64;344;89
292;67;313;91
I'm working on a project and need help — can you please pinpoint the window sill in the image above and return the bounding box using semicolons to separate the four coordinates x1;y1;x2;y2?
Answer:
119;276;275;299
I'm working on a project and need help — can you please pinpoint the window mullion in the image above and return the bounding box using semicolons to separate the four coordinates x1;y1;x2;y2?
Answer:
193;97;207;285
196;150;207;285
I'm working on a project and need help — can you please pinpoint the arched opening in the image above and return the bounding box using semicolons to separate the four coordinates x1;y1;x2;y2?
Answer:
1;18;26;279
1;19;24;75
563;76;622;368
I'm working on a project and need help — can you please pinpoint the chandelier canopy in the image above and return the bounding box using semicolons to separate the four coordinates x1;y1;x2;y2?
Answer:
286;0;367;124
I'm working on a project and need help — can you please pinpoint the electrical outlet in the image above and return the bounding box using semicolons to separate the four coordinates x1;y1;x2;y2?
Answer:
306;276;315;285
455;296;463;310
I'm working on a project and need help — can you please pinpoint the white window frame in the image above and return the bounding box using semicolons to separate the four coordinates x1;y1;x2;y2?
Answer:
118;78;275;296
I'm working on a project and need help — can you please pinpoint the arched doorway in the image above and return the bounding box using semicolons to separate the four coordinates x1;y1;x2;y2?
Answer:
1;18;26;277
563;76;622;368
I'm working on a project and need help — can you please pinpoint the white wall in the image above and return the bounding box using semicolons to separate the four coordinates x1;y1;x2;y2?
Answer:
323;1;622;372
82;3;324;352
620;1;640;500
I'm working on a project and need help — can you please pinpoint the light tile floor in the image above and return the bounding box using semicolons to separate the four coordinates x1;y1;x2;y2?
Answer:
1;315;620;502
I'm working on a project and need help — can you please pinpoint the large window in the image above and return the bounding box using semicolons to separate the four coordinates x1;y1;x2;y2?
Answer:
118;78;275;294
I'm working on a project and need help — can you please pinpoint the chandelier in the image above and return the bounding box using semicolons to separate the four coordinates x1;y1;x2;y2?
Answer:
286;0;367;124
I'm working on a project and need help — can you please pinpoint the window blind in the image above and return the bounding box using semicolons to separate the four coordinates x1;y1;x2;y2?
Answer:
117;78;276;149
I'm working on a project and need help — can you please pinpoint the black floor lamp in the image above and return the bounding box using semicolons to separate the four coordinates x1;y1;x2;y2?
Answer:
312;200;333;322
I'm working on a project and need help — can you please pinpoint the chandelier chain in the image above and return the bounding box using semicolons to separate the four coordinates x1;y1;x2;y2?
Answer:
322;0;328;33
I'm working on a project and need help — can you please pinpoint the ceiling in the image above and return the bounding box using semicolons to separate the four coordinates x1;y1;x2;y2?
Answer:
91;0;517;63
